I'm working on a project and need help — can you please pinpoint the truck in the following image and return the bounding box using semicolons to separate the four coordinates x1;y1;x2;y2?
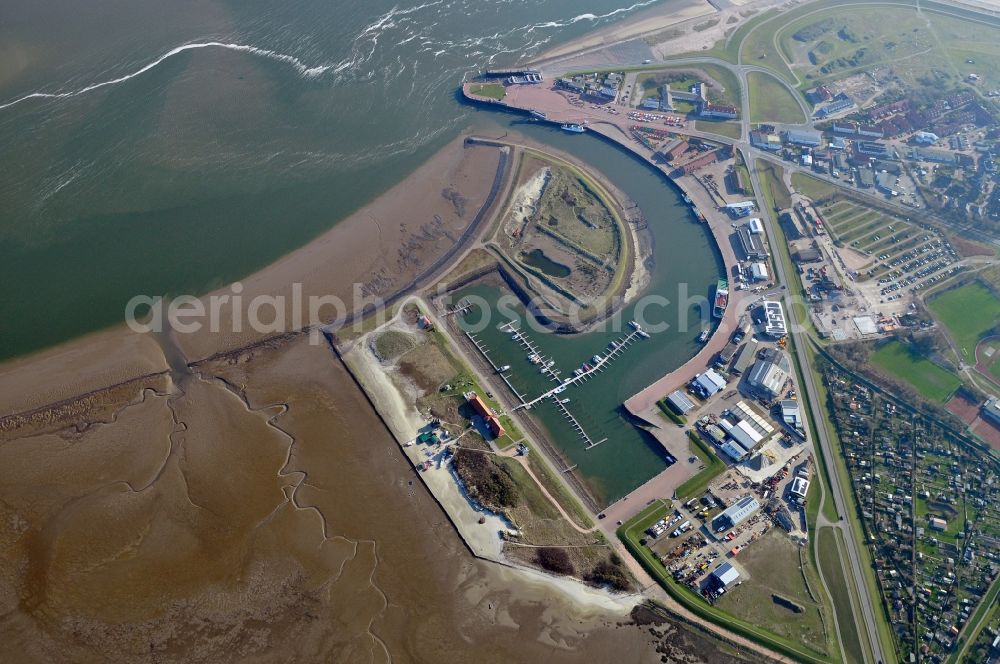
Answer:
671;520;692;537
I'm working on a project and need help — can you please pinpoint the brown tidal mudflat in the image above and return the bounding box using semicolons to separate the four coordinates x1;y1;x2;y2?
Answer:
0;137;747;663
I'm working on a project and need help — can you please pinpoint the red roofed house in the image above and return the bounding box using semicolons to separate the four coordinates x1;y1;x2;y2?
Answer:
465;392;505;439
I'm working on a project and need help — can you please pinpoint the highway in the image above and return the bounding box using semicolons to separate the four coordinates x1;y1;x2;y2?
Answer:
744;148;888;664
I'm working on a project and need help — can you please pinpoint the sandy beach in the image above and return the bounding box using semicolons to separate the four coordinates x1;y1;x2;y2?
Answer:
533;0;717;63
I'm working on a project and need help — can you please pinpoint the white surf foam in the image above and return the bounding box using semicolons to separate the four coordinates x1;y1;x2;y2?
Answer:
0;42;335;112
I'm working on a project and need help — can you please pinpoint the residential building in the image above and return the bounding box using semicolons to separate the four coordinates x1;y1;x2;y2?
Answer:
700;102;738;119
465;392;505;439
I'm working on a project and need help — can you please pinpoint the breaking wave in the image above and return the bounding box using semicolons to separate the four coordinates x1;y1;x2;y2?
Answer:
0;42;336;111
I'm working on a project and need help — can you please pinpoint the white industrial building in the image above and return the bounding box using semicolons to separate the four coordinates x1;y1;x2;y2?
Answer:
725;201;756;218
692;369;727;398
712;495;760;531
790;476;810;502
666;390;696;414
711;562;741;589
761;301;787;337
719;418;765;452
749;262;769;282
747;350;790;399
720;439;749;461
780;400;802;429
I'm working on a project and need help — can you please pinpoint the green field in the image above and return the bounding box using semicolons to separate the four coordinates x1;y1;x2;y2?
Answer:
715;530;831;655
928;282;1000;358
695;119;742;139
637;64;742;107
791;173;838;201
672;0;1000;97
675;432;725;499
755;159;792;211
739;13;798;84
870;340;962;403
817;527;866;664
748;72;806;123
990;350;1000;383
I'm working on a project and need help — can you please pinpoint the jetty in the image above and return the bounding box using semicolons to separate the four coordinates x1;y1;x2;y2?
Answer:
500;321;562;384
464;330;526;404
442;298;474;318
513;323;647;411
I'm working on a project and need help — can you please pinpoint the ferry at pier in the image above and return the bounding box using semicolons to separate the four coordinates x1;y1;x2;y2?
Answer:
560;123;586;133
713;279;729;319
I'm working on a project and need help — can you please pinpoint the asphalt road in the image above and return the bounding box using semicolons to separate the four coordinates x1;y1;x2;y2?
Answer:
744;147;887;664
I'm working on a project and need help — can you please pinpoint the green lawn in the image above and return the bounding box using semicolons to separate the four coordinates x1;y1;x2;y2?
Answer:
870;340;962;404
928;282;1000;358
990;351;1000;383
755;159;792;211
695;119;741;139
817;527;866;664
739;13;797;84
748;72;806;124
791;173;838;201
469;83;505;100
715;530;832;656
675;432;725;499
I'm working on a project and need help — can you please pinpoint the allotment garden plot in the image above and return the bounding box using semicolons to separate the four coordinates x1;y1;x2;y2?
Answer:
821;357;1000;660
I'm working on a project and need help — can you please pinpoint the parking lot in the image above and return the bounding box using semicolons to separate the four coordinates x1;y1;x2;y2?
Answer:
815;199;966;313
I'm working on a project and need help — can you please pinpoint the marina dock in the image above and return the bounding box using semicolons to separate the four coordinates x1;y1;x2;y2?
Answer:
464;331;526;405
500;321;562;384
514;325;647;411
461;312;649;451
